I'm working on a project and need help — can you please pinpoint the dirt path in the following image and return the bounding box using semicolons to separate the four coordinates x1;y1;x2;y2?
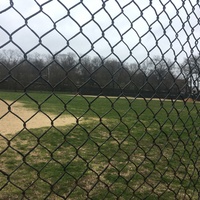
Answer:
0;100;76;135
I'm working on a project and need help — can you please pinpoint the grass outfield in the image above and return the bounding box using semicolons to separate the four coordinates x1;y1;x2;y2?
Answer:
0;91;200;199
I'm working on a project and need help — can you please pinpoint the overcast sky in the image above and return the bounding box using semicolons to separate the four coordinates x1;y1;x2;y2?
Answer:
0;0;199;63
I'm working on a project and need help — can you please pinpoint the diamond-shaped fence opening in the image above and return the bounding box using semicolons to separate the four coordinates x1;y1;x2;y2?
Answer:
0;0;200;199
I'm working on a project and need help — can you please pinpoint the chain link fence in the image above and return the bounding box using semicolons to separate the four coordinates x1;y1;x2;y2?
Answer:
0;0;200;199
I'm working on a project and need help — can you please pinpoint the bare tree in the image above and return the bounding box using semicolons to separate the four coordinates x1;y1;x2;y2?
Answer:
181;54;200;94
146;56;175;93
0;49;24;90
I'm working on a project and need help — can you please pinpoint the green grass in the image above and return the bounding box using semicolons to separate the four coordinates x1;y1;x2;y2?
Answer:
0;91;200;199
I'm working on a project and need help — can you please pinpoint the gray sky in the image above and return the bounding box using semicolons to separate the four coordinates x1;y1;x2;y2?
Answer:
0;0;199;63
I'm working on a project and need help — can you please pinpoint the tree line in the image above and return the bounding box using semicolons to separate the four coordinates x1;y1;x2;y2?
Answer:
0;49;199;99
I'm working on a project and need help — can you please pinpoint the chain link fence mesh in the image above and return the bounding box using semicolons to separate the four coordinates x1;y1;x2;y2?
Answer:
0;0;200;199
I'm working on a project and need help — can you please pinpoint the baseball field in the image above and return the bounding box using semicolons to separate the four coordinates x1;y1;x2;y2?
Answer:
0;91;199;199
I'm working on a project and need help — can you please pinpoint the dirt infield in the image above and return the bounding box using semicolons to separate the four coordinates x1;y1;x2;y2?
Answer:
0;101;76;135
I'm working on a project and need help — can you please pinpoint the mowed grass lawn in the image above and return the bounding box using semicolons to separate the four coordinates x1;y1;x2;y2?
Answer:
0;91;200;199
